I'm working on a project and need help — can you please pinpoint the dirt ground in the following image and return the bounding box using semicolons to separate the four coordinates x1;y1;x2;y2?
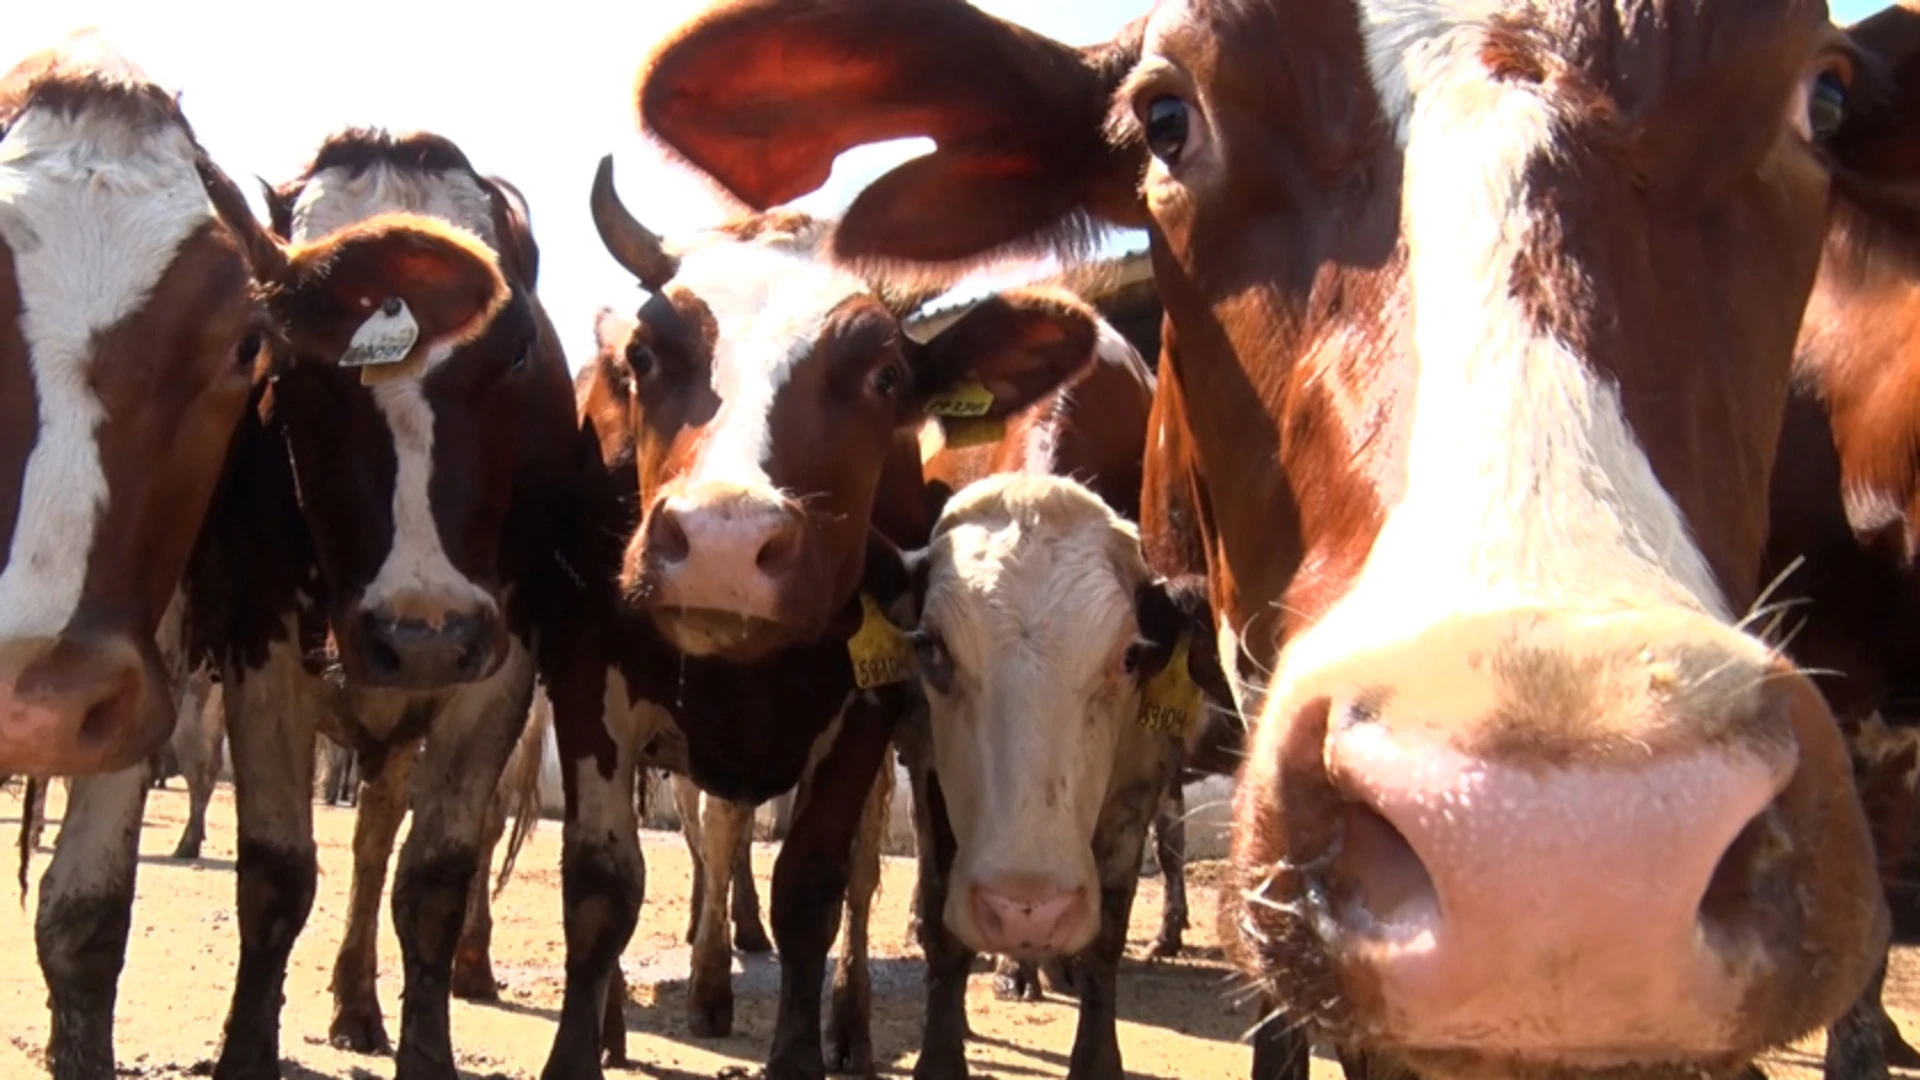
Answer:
0;783;1915;1080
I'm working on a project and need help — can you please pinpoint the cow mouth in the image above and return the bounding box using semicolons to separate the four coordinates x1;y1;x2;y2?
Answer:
650;607;795;661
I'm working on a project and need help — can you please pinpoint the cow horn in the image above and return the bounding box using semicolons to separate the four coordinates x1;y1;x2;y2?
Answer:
591;154;678;292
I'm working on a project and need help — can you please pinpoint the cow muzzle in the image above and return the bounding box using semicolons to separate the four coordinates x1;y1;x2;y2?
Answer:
0;634;167;776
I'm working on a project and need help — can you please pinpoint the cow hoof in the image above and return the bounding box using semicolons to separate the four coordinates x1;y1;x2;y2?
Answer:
171;836;203;860
328;1009;393;1056
735;921;774;955
827;1022;874;1076
686;995;734;1038
1147;930;1184;960
911;1052;970;1080
450;959;502;1002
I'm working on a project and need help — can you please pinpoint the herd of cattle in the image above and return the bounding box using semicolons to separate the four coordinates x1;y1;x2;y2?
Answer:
10;1;1920;1079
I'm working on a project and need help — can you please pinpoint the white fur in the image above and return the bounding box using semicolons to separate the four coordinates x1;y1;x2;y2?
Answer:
1263;3;1731;709
0;104;214;640
667;237;867;491
918;475;1149;950
292;169;498;617
362;375;494;617
290;163;497;251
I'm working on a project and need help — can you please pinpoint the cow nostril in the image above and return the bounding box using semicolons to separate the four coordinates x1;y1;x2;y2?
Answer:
755;523;803;575
1337;801;1438;938
1698;802;1790;939
362;616;402;677
652;509;691;565
456;636;487;677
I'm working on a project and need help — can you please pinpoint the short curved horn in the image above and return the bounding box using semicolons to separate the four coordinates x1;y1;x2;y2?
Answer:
591;154;678;291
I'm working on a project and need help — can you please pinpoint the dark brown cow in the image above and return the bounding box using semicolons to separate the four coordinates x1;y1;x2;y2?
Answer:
179;130;581;1080
634;2;1912;1077
0;36;257;780
534;163;1107;1080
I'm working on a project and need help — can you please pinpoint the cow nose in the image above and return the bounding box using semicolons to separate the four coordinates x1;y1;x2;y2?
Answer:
1238;606;1883;1059
968;878;1090;959
0;636;155;775
648;493;806;578
356;609;495;689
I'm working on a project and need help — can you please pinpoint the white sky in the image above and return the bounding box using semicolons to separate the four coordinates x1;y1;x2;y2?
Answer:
4;0;1892;371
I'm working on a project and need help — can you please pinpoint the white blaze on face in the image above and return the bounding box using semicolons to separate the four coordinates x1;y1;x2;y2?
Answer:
664;234;869;490
917;475;1149;951
1253;2;1732;719
0;103;214;640
289;165;498;617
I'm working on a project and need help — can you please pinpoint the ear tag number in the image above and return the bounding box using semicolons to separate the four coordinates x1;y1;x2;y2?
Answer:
342;297;421;386
848;594;915;690
924;379;995;418
1138;636;1205;737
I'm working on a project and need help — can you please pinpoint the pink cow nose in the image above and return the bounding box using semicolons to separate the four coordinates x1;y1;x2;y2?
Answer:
969;878;1090;958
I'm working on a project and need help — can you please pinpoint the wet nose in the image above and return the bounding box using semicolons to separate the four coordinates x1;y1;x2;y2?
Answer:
636;484;809;614
968;877;1091;959
0;635;156;776
1239;606;1884;1058
355;608;496;689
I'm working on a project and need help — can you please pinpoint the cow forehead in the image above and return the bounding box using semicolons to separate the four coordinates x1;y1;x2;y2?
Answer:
289;163;498;248
0;104;217;639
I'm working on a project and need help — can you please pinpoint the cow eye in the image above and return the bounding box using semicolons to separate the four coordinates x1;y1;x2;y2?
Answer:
1809;70;1847;142
910;630;953;696
234;333;263;370
1146;97;1191;165
626;342;656;380
870;362;905;400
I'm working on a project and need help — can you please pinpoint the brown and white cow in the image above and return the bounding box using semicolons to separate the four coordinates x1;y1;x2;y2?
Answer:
180;129;581;1080
634;2;1914;1077
0;36;257;781
535;164;1107;1079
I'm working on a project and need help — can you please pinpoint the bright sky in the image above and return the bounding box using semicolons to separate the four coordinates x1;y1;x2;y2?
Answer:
6;0;1894;371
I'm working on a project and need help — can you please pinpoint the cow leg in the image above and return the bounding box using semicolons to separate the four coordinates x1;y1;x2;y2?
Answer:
827;762;891;1075
450;776;513;1002
731;820;773;954
1064;770;1165;1080
992;956;1043;1002
688;792;751;1037
1148;779;1189;960
1249;1005;1312;1080
1825;953;1900;1080
898;727;973;1080
169;669;218;860
214;649;322;1080
37;764;150;1080
540;681;646;1080
328;741;418;1054
601;961;631;1069
766;700;896;1080
390;656;535;1080
673;775;706;945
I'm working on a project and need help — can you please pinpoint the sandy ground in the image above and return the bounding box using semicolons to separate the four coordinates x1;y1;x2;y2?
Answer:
0;782;1914;1080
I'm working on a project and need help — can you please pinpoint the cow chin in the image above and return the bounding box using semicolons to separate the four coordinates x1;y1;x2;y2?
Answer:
646;607;809;664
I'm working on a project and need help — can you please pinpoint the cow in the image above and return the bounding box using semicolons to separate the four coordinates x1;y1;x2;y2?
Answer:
151;666;222;858
178;127;581;1080
0;36;259;784
0;35;321;1078
534;160;1111;1080
632;2;1917;1077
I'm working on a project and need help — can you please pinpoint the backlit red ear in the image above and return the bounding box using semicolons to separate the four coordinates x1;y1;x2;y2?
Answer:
912;286;1100;419
272;214;507;367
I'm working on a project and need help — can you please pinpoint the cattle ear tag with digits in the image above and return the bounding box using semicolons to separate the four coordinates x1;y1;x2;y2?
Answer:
1138;635;1205;737
925;379;1005;449
848;594;915;690
341;297;421;386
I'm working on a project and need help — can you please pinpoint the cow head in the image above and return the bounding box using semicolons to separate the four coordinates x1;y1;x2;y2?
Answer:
0;35;259;775
241;130;562;690
634;1;1920;1074
589;158;1100;662
896;473;1220;960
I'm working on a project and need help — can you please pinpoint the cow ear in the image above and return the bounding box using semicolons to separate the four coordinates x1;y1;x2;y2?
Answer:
639;0;1148;267
482;173;541;288
1829;8;1920;223
272;214;509;368
909;287;1099;422
1127;574;1232;705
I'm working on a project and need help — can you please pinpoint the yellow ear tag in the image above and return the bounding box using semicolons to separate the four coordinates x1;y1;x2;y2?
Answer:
923;379;995;419
848;594;915;690
1138;636;1205;737
939;415;1008;449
